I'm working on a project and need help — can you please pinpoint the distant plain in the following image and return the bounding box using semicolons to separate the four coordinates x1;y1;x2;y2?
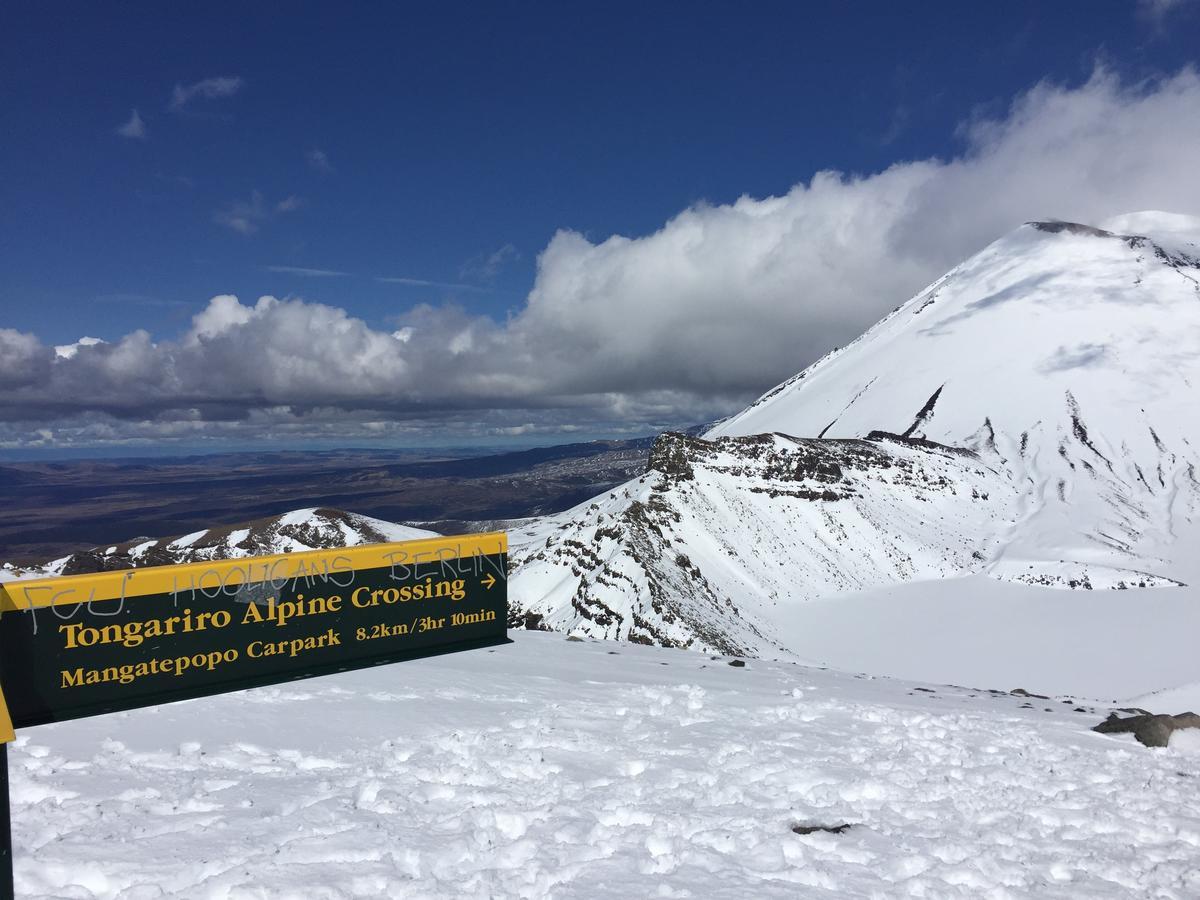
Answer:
0;439;652;564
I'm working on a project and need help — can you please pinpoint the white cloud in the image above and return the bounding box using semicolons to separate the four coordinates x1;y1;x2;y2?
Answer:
213;192;266;235
10;67;1200;445
376;276;484;291
54;336;106;360
0;330;52;389
461;244;519;282
307;148;333;172
116;109;146;139
275;195;305;213
187;295;254;343
508;66;1200;396
1138;0;1192;25
265;265;348;278
214;191;303;235
169;76;244;111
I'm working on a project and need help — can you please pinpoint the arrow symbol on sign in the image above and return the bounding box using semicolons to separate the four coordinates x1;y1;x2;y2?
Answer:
481;574;496;590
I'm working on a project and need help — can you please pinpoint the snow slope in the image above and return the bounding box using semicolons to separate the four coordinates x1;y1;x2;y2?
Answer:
507;214;1200;696
11;632;1200;899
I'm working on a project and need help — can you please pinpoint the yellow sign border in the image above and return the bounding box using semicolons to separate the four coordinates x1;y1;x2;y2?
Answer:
0;532;507;611
0;683;13;743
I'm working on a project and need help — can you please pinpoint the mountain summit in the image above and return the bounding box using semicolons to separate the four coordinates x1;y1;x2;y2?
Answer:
708;212;1200;586
507;213;1200;691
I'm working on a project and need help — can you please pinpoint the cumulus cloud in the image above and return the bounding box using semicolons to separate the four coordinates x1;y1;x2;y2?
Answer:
169;76;243;111
116;109;146;139
53;336;106;360
0;330;53;389
511;66;1200;396
10;67;1200;446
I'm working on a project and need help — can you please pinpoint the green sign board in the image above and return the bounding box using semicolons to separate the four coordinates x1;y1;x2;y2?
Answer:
0;533;509;729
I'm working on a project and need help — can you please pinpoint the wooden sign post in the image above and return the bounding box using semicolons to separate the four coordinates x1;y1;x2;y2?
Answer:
0;532;508;895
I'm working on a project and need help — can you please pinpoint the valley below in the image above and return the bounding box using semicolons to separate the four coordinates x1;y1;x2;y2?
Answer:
0;438;652;565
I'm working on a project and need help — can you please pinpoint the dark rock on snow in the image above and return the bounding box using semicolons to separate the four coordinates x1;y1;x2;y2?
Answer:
1092;711;1200;748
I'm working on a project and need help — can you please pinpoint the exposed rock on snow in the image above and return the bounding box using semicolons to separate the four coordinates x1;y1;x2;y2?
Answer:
792;822;857;836
508;430;1017;656
1093;710;1200;748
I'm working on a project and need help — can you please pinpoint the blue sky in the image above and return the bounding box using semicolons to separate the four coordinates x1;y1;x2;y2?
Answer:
2;1;1200;450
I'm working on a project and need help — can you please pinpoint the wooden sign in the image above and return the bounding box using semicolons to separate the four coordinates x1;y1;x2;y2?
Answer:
0;533;509;729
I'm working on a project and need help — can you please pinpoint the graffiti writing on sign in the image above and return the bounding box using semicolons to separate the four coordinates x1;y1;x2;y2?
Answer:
0;533;509;728
7;542;506;632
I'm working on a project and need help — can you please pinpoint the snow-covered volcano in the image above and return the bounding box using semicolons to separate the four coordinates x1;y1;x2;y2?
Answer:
509;212;1200;695
711;212;1200;588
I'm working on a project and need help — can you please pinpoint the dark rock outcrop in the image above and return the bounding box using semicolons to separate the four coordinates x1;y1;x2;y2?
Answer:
1092;711;1200;748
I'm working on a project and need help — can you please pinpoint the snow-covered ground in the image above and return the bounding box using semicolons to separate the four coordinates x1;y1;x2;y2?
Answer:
10;632;1200;898
774;516;1200;701
772;573;1200;701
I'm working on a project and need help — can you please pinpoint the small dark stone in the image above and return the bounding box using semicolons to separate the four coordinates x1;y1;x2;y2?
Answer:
728;659;746;668
792;823;856;835
516;611;552;632
1011;688;1050;700
566;635;585;642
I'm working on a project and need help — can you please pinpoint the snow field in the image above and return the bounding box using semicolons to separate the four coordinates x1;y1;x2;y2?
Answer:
10;632;1200;898
771;572;1200;700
